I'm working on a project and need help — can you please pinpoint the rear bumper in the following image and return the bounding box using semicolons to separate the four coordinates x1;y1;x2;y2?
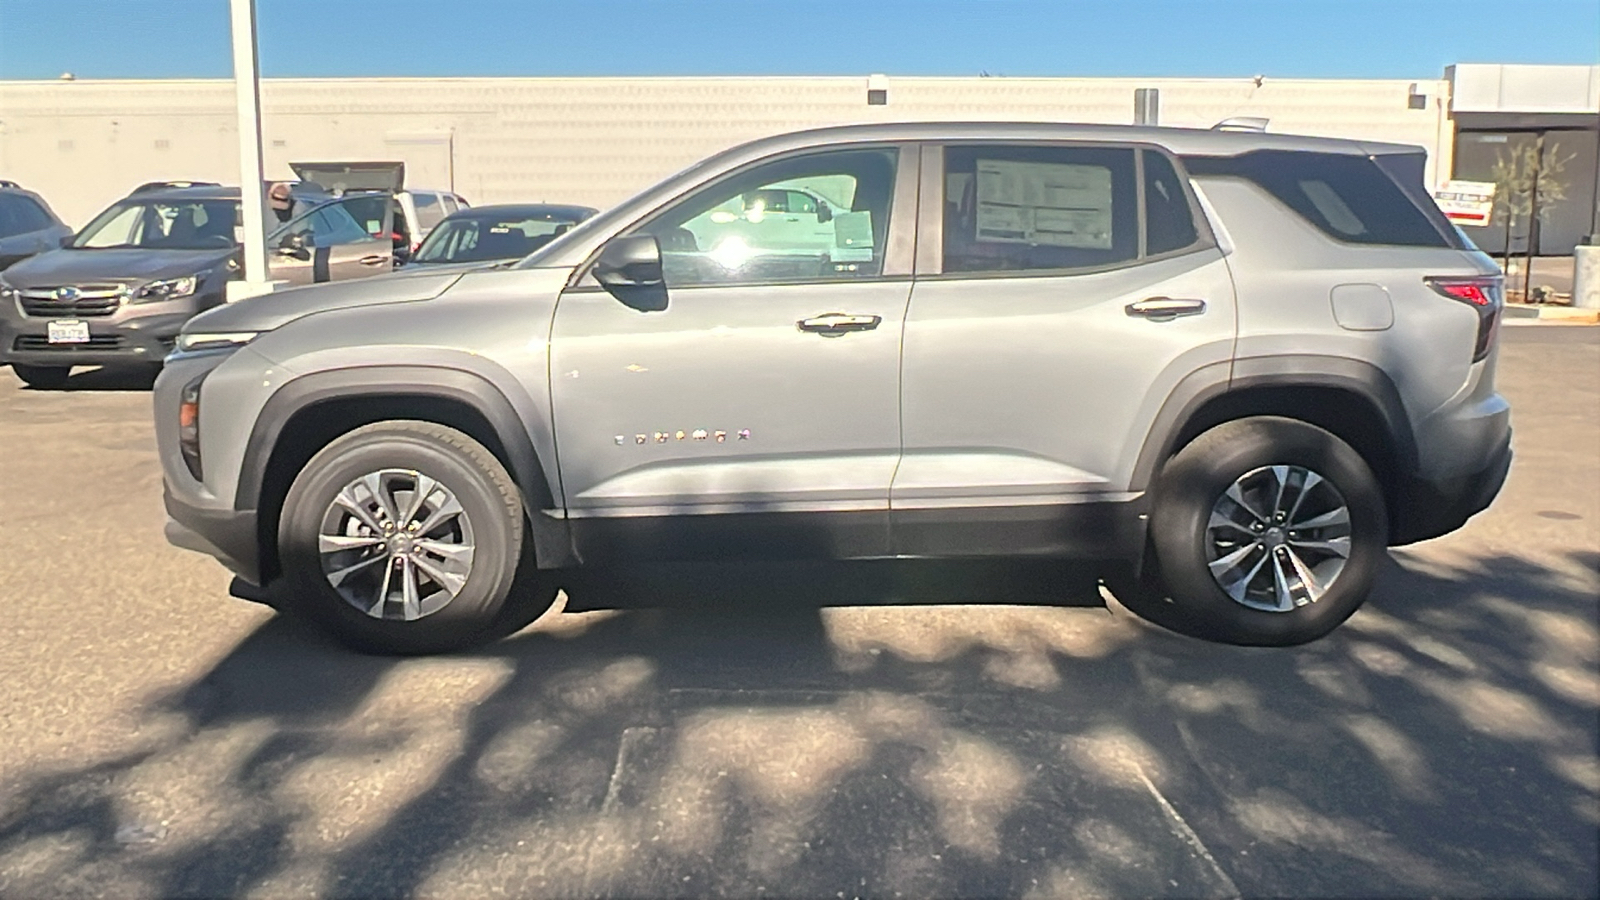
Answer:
1390;432;1512;545
164;486;261;585
0;312;189;367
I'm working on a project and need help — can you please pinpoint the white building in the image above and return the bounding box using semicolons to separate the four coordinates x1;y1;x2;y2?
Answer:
1;66;1594;252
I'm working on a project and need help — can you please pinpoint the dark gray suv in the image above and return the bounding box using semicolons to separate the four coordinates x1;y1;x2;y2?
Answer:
155;122;1511;654
0;181;72;272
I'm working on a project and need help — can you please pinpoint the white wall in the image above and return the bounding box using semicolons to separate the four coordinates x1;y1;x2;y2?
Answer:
0;74;1452;227
1448;63;1600;114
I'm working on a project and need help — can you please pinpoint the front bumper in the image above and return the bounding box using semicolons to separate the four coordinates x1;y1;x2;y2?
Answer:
0;311;190;367
164;485;262;585
1390;431;1513;545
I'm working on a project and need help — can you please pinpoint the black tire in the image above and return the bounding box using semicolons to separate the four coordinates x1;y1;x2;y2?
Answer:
11;364;71;389
1117;416;1388;646
277;420;556;654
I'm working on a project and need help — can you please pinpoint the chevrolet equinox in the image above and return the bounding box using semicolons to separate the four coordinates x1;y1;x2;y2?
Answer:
154;123;1512;654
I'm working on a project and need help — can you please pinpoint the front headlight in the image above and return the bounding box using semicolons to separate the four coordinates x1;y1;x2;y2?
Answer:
0;276;16;302
134;275;199;303
176;331;259;352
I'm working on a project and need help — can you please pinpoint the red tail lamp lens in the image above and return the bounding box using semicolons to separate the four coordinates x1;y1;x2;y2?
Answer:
1426;276;1503;362
1429;280;1493;306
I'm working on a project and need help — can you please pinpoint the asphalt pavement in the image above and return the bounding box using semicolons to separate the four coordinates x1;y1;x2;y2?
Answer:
0;327;1596;899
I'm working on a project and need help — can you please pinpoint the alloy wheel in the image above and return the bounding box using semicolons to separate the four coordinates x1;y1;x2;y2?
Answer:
1204;464;1352;612
316;469;476;621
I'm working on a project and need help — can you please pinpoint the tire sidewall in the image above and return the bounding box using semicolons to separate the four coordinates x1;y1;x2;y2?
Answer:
1150;417;1388;645
279;427;521;654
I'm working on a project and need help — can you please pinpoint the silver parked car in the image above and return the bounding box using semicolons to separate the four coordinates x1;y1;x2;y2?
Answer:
155;122;1511;654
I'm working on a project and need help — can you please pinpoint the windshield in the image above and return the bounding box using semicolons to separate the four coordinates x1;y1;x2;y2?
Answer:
73;198;240;250
412;212;587;264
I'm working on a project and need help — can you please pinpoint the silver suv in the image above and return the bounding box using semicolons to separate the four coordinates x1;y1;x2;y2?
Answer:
154;123;1512;654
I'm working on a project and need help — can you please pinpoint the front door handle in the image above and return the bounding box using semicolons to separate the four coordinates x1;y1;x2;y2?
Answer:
358;255;389;266
797;313;882;337
1126;297;1207;320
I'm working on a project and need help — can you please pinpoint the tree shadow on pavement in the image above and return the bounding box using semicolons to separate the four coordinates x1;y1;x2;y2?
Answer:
0;552;1595;899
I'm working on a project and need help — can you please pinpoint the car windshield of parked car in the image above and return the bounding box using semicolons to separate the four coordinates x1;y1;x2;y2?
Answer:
411;213;586;263
72;199;240;250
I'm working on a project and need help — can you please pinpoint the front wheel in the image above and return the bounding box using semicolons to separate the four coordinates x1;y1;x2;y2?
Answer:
11;364;71;389
277;421;555;654
1117;417;1388;646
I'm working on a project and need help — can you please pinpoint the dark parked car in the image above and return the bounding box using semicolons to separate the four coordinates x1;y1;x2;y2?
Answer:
0;181;73;272
405;203;598;267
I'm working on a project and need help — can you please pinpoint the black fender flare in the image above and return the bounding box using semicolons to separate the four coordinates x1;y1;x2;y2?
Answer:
1131;355;1420;494
235;365;572;570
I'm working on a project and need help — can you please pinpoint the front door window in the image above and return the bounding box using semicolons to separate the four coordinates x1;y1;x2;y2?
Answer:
636;148;897;286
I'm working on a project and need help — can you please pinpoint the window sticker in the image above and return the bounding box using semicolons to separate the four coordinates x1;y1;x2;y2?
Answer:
832;210;874;260
975;159;1113;249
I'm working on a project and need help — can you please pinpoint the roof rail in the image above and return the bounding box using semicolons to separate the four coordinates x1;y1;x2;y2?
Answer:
1211;116;1270;133
0;179;21;190
128;180;221;195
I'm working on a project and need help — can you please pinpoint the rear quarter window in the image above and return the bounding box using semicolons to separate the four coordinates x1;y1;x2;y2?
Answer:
1142;150;1200;255
1184;150;1451;248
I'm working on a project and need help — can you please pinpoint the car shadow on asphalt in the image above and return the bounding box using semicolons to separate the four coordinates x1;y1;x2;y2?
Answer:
4;364;159;392
1;551;1595;898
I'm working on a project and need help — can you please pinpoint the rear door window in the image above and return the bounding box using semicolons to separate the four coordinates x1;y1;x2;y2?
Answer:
337;194;391;238
941;144;1140;274
1183;150;1451;248
282;199;373;247
315;199;376;245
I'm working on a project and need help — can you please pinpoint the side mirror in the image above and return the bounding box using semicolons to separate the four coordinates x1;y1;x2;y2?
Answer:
593;234;668;311
816;201;833;224
277;232;310;259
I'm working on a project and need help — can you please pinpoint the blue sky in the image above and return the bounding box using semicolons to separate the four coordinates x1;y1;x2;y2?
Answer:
1;0;1596;81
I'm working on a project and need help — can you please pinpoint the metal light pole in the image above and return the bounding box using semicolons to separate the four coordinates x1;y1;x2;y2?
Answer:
227;0;274;301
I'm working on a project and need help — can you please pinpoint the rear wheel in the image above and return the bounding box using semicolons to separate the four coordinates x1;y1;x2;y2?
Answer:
1116;417;1387;646
11;364;71;389
277;420;556;654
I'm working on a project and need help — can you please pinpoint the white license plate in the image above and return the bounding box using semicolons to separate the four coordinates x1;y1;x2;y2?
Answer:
47;320;90;344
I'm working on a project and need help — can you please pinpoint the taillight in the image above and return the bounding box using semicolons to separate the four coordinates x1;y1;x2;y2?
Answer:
1426;275;1503;362
178;377;204;480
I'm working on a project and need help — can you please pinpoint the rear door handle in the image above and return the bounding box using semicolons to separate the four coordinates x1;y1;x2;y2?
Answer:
359;255;389;266
1126;297;1207;320
797;313;882;337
